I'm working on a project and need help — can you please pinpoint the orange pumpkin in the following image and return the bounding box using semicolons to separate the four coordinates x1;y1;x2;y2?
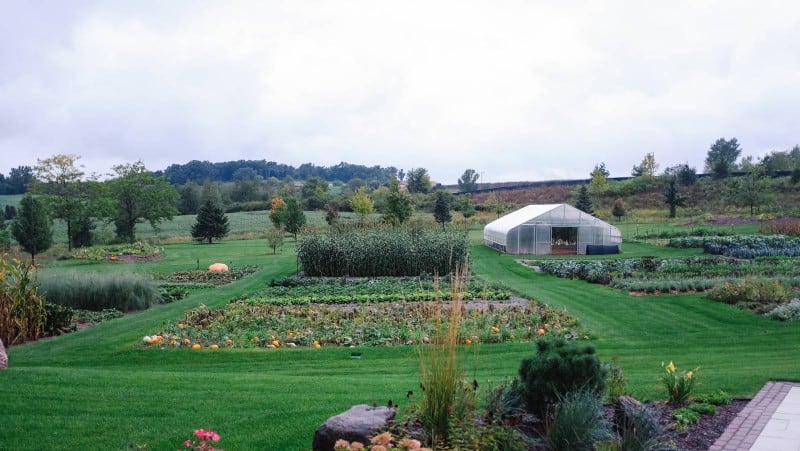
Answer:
191;344;202;350
537;328;546;336
208;263;229;272
209;344;219;350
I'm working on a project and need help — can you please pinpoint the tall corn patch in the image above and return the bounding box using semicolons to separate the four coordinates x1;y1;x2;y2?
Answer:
297;226;468;277
0;256;46;346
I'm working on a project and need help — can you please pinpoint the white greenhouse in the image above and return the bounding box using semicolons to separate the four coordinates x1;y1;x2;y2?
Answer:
483;204;622;255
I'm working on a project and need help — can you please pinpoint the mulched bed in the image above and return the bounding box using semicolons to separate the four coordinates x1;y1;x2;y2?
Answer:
653;399;749;450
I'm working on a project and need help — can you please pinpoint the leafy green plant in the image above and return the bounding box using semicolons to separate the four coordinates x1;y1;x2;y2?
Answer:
660;361;699;405
693;389;731;405
545;390;611;451
671;407;700;430
43;302;74;333
689;402;716;415
605;356;628;402
519;338;607;417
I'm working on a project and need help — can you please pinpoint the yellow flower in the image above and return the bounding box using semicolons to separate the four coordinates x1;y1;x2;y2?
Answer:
686;371;694;379
665;361;676;373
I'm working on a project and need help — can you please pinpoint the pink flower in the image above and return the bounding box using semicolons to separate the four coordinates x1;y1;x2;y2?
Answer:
370;432;393;446
349;442;365;450
371;446;388;451
210;432;220;442
399;437;422;450
334;439;351;451
184;439;192;447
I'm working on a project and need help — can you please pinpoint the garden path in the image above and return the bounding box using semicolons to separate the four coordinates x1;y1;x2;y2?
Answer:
711;381;800;450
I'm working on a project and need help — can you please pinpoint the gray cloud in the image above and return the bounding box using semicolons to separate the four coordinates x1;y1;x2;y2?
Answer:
1;1;799;184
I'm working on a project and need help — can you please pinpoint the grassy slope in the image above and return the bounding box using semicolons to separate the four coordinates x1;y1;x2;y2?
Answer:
3;232;800;449
471;242;800;399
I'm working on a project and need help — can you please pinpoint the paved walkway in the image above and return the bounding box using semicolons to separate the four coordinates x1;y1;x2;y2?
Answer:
711;381;800;451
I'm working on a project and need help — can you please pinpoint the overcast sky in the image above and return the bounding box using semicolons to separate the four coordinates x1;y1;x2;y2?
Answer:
2;1;799;184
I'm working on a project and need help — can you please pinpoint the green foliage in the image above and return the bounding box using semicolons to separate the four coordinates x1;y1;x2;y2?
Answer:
406;167;432;194
383;178;414;225
605;356;628;402
266;228;285;254
663;177;685;218
705;137;741;177
191;199;230;243
298;226;469;277
545;390;611;451
575;185;594;214
109;161;178;244
11;194;53;264
349;187;374;220
767;299;800;321
708;278;794;313
70;241;160;261
283;197;306;238
688;402;716;415
612;198;626;221
39;271;161;312
457;169;480;194
693;389;732;405
671;407;700;429
301;177;330;210
484;379;526;424
269;197;287;230
519;338;607;417
43;302;75;333
660;361;699;405
0;256;46;345
433;190;452;226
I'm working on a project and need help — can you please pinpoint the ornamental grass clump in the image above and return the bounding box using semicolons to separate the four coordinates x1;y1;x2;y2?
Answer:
417;272;467;444
660;361;699;405
545;390;611;451
39;270;160;312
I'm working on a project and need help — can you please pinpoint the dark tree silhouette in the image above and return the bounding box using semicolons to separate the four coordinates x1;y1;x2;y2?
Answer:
191;200;229;243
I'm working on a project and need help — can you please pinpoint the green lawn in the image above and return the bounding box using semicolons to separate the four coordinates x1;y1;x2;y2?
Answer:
2;233;800;449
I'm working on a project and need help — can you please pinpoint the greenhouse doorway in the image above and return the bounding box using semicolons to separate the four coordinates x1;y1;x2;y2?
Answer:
551;227;577;255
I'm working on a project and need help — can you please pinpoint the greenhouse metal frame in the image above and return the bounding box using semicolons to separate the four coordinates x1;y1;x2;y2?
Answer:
483;204;622;255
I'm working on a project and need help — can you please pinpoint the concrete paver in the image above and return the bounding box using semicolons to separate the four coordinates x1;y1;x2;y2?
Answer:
711;382;800;451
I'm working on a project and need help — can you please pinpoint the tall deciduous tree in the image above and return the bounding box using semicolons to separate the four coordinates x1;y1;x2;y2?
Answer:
191;199;229;243
664;177;686;218
575;185;594;214
283;198;306;239
349;187;374;222
269;197;287;230
589;163;609;193
433;191;452;227
301;177;329;210
457;169;480;193
705;137;742;178
632;153;658;177
32;154;110;251
109;161;178;244
11;195;52;265
736;166;774;216
406;168;432;194
383;179;413;225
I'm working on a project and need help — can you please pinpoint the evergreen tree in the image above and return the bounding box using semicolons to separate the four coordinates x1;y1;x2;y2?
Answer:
433;191;452;227
575;185;594;214
283;198;306;239
664;177;686;218
612;198;627;221
11;194;52;265
191;199;230;243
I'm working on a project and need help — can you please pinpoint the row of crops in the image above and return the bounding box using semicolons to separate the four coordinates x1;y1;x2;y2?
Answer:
242;276;512;306
668;234;800;259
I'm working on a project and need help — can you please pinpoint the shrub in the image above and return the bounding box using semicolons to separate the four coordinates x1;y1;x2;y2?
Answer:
767;299;800;321
39;271;160;312
545;390;611;451
708;278;794;313
694;389;732;405
43;302;74;333
1;256;46;345
605;356;628;402
519;338;607;417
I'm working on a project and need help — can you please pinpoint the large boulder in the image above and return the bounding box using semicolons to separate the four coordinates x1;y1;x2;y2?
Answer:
0;339;7;370
312;404;395;451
